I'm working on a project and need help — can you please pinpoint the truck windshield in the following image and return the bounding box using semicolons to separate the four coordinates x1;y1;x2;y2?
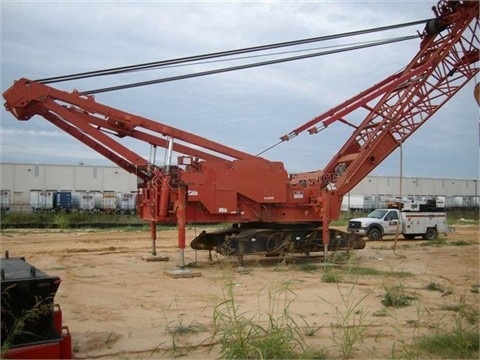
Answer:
367;209;388;219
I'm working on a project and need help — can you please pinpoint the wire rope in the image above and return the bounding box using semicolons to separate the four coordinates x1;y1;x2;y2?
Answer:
81;35;418;95
110;37;412;73
35;18;430;84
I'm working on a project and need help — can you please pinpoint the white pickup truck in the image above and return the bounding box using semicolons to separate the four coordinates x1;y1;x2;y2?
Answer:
347;208;447;241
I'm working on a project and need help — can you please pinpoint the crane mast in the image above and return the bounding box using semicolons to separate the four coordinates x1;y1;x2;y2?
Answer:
3;0;478;263
281;0;478;246
285;0;478;196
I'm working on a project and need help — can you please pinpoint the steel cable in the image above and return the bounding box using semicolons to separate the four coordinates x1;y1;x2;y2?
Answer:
36;18;430;84
81;35;419;95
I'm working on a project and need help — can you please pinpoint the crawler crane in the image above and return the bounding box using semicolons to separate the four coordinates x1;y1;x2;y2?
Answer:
3;1;478;265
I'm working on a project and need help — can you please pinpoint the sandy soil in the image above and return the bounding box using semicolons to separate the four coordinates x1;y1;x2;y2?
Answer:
1;224;479;359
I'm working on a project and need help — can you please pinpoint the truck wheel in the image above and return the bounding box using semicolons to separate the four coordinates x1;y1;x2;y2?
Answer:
368;227;382;241
422;228;438;240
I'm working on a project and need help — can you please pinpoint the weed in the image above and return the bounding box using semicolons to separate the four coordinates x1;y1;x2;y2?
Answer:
166;317;207;336
441;302;479;325
329;251;351;264
414;329;479;359
299;317;322;337
211;281;320;359
388;304;426;360
420;237;447;247
1;211;147;229
162;300;208;358
297;263;317;273
1;296;53;357
370;244;390;250
425;280;447;293
441;303;464;312
320;283;375;358
391;288;479;359
446;210;479;224
347;266;412;277
381;281;415;308
322;265;342;283
410;306;479;359
372;307;389;317
471;284;480;293
53;214;71;229
451;240;474;246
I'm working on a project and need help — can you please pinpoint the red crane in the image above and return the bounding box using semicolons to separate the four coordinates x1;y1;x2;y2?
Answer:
3;0;478;265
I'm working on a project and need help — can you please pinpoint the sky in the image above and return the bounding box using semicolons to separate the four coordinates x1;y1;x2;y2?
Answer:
1;0;479;181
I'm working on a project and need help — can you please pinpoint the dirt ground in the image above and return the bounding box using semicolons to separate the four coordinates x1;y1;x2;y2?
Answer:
1;224;479;359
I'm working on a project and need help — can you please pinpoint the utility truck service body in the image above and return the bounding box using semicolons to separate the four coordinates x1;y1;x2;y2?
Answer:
348;205;447;241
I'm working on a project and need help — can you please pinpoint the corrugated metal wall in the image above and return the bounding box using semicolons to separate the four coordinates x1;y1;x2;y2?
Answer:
1;163;138;206
351;176;478;197
1;163;478;206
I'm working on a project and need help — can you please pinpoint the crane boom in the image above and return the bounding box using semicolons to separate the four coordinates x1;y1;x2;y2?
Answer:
284;0;478;197
3;0;478;263
3;80;257;177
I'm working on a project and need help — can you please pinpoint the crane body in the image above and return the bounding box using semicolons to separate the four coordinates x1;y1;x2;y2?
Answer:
3;0;478;263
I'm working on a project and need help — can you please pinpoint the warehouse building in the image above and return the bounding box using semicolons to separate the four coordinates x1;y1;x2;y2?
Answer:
0;162;478;212
1;163;138;212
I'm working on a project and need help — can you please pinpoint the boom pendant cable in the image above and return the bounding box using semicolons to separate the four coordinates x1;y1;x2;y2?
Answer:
82;35;418;95
35;18;430;84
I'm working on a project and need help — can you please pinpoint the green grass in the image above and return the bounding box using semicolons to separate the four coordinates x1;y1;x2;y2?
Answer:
424;281;448;293
445;209;479;225
211;281;328;360
322;266;342;283
408;303;479;359
1;296;53;357
296;263;318;273
3;209;477;232
320;283;375;359
381;281;415;308
390;289;480;360
419;237;475;247
318;265;412;284
414;330;479;359
0;211;145;229
450;240;475;246
346;266;412;277
420;236;448;246
0;212;235;232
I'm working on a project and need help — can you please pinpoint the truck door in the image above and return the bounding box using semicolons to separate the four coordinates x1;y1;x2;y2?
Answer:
383;210;400;235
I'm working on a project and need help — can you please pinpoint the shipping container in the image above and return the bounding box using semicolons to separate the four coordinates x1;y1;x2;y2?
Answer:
341;195;378;211
101;191;117;212
55;191;72;212
72;191;96;212
0;190;11;213
30;190;55;212
461;196;479;208
117;192;136;214
452;196;464;208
